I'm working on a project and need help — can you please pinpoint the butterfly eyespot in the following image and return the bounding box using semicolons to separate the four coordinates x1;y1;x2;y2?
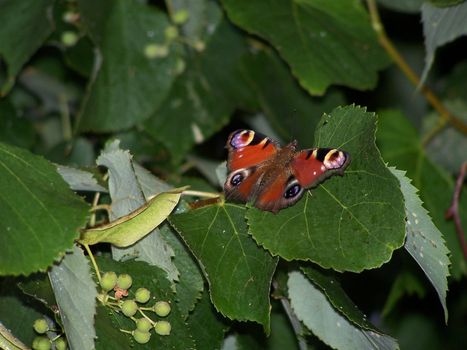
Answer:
284;183;301;199
230;173;244;186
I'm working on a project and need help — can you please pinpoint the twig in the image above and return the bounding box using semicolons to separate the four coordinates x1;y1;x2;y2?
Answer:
446;162;467;260
366;0;467;139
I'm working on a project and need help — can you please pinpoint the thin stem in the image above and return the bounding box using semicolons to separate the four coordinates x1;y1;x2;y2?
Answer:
83;243;102;285
182;190;220;198
138;309;156;324
366;0;467;136
446;162;467;261
89;191;102;227
59;93;72;142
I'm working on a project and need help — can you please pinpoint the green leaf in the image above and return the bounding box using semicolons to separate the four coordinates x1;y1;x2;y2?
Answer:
94;256;197;349
18;273;57;311
49;245;98;350
390;168;450;322
0;278;47;347
222;0;389;95
144;18;249;163
0;0;54;94
76;0;179;131
169;203;278;330
57;165;107;193
420;1;467;84
247;106;406;272
80;188;183;247
382;271;426;317
240;50;345;147
301;266;376;331
376;109;467;278
0;142;89;276
159;224;204;318
96;140;179;282
288;271;398;350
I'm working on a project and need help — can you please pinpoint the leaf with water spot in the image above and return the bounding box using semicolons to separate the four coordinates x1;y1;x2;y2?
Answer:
247;106;406;272
390;168;450;322
169;203;278;331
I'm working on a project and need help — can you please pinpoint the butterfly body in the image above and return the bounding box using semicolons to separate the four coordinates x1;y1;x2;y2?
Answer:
224;129;350;213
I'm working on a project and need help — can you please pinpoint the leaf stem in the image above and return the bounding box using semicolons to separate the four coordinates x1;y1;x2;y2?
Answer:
82;243;102;286
446;162;467;261
366;0;467;136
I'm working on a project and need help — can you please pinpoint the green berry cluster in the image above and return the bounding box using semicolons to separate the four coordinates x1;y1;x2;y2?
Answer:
99;271;172;345
31;318;67;350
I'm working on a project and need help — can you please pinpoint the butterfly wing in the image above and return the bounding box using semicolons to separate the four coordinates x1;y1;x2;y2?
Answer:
292;148;350;189
224;129;280;203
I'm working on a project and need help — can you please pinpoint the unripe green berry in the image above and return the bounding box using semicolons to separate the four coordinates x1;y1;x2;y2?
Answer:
154;320;171;336
193;40;205;52
135;287;151;303
61;31;78;47
153;301;171;317
55;337;67;350
33;319;49;334
121;299;138;317
32;336;51;350
133;329;151;344
101;271;118;291
164;26;178;41
172;9;189;24
175;58;186;75
116;274;132;290
136;318;152;332
144;44;169;59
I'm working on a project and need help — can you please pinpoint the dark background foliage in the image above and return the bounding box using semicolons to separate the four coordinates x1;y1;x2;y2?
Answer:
0;0;466;349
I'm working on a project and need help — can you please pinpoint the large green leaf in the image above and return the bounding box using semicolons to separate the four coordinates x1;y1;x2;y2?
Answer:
76;0;178;131
247;106;406;272
49;245;98;350
222;0;389;95
144;18;251;163
0;0;54;94
0;142;89;276
391;168;450;321
288;271;398;350
420;1;467;84
377;110;467;278
169;203;278;330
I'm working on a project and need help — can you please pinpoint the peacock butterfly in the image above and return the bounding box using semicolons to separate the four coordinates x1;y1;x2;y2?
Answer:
224;129;350;213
